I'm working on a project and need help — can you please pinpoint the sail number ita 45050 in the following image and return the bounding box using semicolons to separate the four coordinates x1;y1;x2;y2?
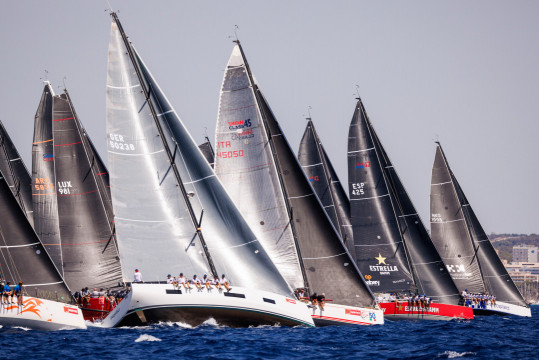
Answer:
216;150;244;158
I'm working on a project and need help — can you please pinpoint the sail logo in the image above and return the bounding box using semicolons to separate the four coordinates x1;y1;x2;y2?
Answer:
34;177;54;191
64;306;79;315
365;280;380;286
351;182;365;196
446;264;466;273
228;119;252;130
57;180;72;195
370;253;398;274
309;176;319;182
42;153;54;161
231;129;254;140
356;162;371;169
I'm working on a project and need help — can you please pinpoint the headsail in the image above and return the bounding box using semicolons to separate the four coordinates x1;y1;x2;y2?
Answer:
213;44;304;289
430;143;527;307
52;90;122;290
298;118;356;259
198;137;215;168
215;43;375;307
32;83;63;275
107;14;292;296
348;98;414;292
0;175;72;302
0;121;33;226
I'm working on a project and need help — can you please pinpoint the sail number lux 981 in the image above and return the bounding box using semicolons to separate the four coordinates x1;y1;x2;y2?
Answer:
216;141;244;159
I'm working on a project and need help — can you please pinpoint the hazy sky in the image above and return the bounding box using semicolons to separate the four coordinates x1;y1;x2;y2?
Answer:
1;1;537;233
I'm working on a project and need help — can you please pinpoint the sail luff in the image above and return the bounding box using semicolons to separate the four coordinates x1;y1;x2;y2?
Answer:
32;83;63;276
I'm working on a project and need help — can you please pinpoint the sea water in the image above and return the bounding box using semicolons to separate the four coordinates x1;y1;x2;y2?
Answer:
1;306;537;359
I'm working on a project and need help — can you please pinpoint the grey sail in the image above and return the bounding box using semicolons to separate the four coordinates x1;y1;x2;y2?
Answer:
32;83;63;275
107;14;292;297
215;43;376;308
431;143;527;307
0;121;33;226
52;90;122;290
298;118;356;260
370;130;461;304
198;137;215;168
213;44;304;289
348;98;414;292
0;175;72;302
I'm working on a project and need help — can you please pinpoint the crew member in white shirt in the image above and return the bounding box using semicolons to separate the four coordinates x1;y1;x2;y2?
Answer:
220;274;231;292
192;275;202;290
133;269;143;283
178;273;190;289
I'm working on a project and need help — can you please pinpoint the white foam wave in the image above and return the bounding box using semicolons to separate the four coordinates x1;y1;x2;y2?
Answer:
13;326;31;331
439;351;476;358
135;334;162;342
201;317;220;327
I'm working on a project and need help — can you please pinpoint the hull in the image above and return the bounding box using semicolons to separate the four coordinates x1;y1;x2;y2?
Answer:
379;301;473;320
0;297;86;330
81;297;118;322
470;301;531;317
101;283;314;328
310;302;384;326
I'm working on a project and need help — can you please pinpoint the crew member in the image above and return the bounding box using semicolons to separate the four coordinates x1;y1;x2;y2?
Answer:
212;275;221;289
192;275;202;290
14;281;23;306
178;273;190;289
220;274;231;292
202;274;211;289
166;274;174;284
309;292;318;306
3;281;12;305
317;293;326;311
133;269;143;283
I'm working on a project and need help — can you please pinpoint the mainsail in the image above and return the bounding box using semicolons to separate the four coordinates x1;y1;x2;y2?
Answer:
298;118;356;259
430;143;527;307
198;137;215;168
106;13;291;297
0;121;33;225
0;175;72;302
32;83;63;274
348;98;460;304
215;42;375;308
52;90;122;290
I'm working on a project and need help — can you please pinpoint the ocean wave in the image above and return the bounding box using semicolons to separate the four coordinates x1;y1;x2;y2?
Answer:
439;351;477;358
13;326;31;331
135;334;161;342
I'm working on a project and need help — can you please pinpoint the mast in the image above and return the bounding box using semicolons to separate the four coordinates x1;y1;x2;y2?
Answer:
111;12;217;277
234;40;310;292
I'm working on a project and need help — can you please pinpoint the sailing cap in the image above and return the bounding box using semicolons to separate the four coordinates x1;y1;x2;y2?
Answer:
135;269;139;272
222;274;226;277
167;274;171;277
180;273;183;276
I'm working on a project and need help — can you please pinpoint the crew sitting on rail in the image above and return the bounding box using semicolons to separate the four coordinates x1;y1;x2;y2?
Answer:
192;275;202;290
166;274;174;284
309;292;318;306
202;274;212;289
212;275;221;289
177;273;190;289
220;274;231;292
317;293;326;311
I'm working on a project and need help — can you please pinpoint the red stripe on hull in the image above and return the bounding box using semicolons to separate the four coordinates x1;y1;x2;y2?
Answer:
379;301;473;320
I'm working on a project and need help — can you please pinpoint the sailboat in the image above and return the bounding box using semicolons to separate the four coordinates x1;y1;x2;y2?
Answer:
32;83;123;321
298;117;356;260
430;142;531;317
348;97;473;320
198;136;215;168
101;13;313;328
214;42;383;326
0;121;33;226
0;122;86;330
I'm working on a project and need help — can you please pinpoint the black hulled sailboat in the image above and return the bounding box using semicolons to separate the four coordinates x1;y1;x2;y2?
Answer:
348;97;472;320
430;142;531;317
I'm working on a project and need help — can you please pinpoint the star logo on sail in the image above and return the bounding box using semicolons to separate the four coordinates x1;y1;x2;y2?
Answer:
375;253;387;265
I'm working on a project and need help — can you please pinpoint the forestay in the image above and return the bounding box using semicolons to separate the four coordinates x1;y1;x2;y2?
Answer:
214;45;304;289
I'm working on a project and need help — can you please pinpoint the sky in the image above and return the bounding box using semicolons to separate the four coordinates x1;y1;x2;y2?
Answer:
0;1;537;234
